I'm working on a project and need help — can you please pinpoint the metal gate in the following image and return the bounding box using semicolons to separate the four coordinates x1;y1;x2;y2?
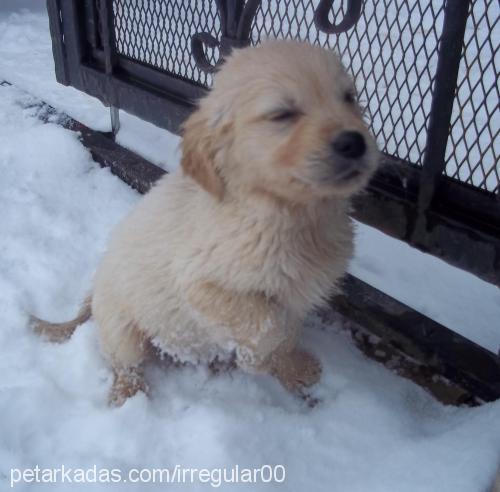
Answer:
47;0;499;285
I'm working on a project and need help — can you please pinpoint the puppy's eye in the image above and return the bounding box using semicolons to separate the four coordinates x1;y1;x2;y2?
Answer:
344;91;356;105
268;109;301;123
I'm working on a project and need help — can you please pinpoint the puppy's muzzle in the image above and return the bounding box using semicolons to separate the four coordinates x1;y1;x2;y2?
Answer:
330;130;369;182
332;131;366;159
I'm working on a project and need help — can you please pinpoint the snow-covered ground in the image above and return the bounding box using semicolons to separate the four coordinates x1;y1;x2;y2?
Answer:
1;82;500;492
0;4;499;492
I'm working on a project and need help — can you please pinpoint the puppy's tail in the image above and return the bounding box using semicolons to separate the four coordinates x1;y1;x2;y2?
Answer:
30;295;92;343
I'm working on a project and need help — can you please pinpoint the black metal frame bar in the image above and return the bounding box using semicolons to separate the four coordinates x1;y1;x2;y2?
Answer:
45;0;499;285
46;0;68;85
413;0;472;240
47;0;200;132
355;156;500;286
332;274;500;404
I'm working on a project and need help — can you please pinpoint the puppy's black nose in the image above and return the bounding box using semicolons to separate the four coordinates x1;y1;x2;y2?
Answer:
332;131;366;159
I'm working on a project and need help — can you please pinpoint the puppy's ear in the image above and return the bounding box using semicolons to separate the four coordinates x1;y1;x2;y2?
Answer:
181;108;228;200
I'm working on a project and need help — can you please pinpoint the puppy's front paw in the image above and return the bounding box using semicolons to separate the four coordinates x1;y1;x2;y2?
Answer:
108;368;147;407
272;349;322;392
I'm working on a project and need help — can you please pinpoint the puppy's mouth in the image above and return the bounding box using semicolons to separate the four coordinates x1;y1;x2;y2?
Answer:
291;147;380;194
317;157;372;186
334;166;363;183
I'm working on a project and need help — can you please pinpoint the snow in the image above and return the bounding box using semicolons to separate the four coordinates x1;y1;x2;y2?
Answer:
0;85;499;491
0;7;110;131
115;111;181;173
0;4;499;491
351;223;500;354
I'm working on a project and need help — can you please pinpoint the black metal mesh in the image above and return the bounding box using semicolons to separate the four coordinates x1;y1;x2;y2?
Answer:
251;0;445;168
113;0;221;87
444;1;499;193
110;0;498;193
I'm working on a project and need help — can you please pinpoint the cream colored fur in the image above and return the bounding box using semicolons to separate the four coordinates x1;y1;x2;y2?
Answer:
33;41;379;405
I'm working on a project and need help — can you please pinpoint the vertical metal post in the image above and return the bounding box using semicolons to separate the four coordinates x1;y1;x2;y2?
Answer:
58;0;86;88
84;0;100;49
110;106;121;135
225;0;245;38
99;0;120;137
46;0;69;85
411;0;471;241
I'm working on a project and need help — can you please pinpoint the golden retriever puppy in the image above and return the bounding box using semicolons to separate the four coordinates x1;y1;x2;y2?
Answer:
33;40;379;405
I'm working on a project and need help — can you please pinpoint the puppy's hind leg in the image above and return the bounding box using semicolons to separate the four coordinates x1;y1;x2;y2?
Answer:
97;314;150;407
30;295;92;343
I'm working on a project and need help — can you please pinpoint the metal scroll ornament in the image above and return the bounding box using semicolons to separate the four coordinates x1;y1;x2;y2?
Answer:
191;0;262;73
192;0;363;73
314;0;362;34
